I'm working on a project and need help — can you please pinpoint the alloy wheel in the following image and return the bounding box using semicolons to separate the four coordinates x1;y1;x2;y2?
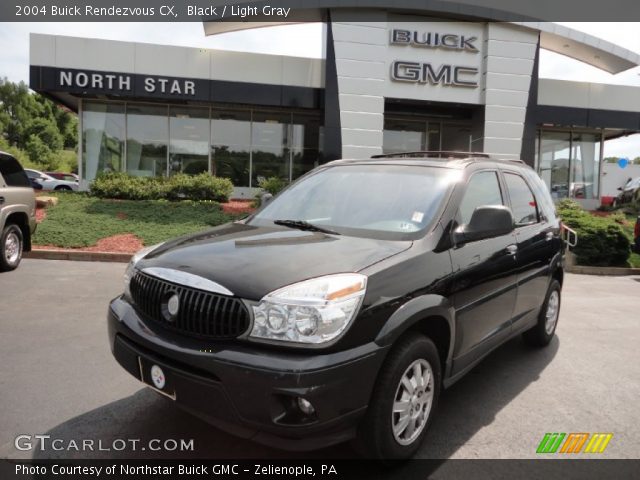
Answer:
391;358;434;446
544;290;560;335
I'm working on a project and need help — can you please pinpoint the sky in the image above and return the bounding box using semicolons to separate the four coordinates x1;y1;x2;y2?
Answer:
0;21;639;157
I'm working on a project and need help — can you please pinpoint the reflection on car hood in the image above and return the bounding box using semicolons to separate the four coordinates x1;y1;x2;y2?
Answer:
137;222;412;300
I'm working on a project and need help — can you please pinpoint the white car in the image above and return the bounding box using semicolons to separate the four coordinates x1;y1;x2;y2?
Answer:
24;169;79;191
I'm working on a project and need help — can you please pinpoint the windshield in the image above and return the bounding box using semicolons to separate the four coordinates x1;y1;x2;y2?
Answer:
249;164;456;240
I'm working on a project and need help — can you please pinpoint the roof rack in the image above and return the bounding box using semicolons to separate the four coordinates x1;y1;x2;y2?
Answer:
371;151;491;159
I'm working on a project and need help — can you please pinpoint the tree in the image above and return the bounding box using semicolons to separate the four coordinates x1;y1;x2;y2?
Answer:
24;117;64;152
0;78;43;148
603;156;619;163
25;135;59;170
0;77;77;150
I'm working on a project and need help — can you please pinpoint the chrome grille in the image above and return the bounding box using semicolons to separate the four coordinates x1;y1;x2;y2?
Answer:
129;271;250;339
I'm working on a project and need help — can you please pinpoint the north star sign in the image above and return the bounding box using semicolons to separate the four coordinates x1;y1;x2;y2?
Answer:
390;29;480;88
58;70;196;96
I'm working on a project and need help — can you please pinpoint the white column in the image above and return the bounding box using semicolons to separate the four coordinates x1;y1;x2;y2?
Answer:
483;24;539;159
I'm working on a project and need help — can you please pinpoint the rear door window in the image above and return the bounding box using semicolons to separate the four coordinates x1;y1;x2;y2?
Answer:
504;173;539;226
0;154;31;188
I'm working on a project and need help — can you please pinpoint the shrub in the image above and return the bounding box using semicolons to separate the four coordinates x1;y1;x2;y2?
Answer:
89;172;233;202
165;173;233;202
258;176;288;196
556;199;630;267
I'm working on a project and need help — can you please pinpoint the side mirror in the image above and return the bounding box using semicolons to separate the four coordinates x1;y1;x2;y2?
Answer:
454;205;514;245
260;193;273;207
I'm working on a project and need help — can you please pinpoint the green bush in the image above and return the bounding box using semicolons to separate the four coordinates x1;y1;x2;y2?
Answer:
165;173;233;202
89;172;233;202
556;199;630;267
258;176;288;195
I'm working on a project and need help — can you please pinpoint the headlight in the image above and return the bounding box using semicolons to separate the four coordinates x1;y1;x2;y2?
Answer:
249;273;367;345
123;242;165;299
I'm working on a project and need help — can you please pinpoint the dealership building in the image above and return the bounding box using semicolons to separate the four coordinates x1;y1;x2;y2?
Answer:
29;8;640;207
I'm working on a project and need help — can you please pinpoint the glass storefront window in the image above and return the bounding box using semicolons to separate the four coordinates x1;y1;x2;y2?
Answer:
441;123;471;152
169;106;209;175
211;109;251;187
383;118;471;153
126;104;168;177
383;118;426;153
291;113;321;180
571;132;601;199
80;101;321;189
539;131;571;200
251;111;290;186
536;130;601;200
82;102;125;183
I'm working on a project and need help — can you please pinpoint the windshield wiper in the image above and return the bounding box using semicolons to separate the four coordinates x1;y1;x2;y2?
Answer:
273;219;340;235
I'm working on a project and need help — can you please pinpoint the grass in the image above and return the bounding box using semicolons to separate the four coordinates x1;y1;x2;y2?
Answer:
33;193;239;248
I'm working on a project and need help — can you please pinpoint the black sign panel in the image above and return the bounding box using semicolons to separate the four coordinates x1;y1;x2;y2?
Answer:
32;66;211;102
30;66;324;110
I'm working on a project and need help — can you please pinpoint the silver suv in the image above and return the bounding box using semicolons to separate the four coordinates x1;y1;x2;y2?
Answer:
0;152;36;271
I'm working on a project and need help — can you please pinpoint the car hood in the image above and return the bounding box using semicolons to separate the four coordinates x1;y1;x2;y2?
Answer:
136;222;412;300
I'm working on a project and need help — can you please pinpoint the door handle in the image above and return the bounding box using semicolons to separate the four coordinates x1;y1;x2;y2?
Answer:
506;244;518;256
546;231;554;241
0;196;5;205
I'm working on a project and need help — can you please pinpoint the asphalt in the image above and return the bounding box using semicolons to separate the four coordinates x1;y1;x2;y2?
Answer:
0;260;639;460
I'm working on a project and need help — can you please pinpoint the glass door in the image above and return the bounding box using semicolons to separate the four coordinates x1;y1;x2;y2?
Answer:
539;131;571;200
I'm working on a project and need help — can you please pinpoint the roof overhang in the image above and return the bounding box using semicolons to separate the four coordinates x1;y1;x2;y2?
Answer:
203;3;640;74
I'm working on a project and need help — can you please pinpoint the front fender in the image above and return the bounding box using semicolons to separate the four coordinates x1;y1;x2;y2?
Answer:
374;294;455;366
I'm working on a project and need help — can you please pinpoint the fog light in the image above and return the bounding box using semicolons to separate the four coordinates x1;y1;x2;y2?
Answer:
297;397;315;416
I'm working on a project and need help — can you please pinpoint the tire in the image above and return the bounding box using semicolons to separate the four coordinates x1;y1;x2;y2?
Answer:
0;224;24;272
522;279;561;347
54;185;71;191
357;334;441;459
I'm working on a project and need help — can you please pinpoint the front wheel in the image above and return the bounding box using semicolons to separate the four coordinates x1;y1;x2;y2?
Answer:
357;334;441;459
523;279;561;347
54;185;71;191
0;224;24;272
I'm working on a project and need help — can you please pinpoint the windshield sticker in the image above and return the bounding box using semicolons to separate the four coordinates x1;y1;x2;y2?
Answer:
412;211;425;223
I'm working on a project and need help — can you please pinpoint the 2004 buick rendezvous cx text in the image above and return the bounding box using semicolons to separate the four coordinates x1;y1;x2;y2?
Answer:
108;152;563;459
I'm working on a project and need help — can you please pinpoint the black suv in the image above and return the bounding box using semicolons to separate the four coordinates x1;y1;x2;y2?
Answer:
108;152;563;459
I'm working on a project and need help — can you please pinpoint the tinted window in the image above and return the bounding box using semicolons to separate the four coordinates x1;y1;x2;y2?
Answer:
458;171;504;225
524;170;555;222
250;165;455;240
0;155;30;187
505;173;538;226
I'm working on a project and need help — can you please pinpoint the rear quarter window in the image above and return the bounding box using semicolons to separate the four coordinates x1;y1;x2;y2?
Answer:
504;172;539;226
0;154;31;188
523;169;556;222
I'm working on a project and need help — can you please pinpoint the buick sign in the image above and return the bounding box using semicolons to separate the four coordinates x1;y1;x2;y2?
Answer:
390;29;479;52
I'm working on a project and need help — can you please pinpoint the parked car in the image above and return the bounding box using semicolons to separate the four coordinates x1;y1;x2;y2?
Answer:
29;179;43;190
46;172;79;183
24;169;78;192
634;216;640;252
612;176;640;207
108;152;564;459
0;152;37;271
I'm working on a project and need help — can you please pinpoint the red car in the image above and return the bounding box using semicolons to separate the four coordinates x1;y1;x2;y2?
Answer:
45;172;79;183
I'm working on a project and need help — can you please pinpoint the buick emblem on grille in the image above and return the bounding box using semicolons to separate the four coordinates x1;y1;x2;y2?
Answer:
161;292;180;322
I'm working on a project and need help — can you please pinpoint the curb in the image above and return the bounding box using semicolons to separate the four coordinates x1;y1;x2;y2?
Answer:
26;249;132;263
566;265;640;276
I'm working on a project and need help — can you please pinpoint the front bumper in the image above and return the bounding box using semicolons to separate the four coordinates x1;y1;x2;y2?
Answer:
107;296;389;451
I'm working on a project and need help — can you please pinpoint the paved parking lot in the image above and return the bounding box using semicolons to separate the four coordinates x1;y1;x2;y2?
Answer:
1;260;639;459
